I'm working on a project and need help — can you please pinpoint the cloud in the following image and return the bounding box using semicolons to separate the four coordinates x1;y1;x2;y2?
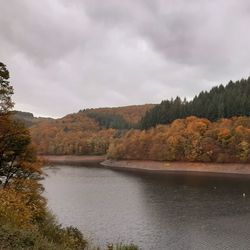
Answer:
0;0;250;117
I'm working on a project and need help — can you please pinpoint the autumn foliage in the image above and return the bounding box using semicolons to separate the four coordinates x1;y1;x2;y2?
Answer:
30;105;154;155
107;116;250;163
29;111;250;164
0;62;89;250
30;112;116;155
82;104;155;125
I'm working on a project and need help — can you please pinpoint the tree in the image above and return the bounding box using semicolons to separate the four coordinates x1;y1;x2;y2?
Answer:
0;62;14;115
0;62;42;188
107;116;250;163
139;77;250;129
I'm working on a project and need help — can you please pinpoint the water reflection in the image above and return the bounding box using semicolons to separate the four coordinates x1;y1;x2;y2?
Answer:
42;166;250;250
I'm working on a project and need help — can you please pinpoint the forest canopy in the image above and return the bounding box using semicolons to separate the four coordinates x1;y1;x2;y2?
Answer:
108;116;250;163
29;105;154;155
28;77;250;162
140;78;250;129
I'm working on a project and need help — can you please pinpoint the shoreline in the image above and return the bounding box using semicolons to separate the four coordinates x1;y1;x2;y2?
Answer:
42;155;250;176
101;159;250;176
43;155;105;166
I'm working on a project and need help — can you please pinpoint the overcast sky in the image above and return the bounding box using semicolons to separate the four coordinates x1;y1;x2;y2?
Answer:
1;0;250;117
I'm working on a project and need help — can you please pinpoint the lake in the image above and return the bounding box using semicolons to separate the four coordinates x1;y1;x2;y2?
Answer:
43;165;250;250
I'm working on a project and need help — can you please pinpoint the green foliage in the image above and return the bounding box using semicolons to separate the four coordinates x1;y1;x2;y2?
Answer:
37;213;88;250
140;78;250;129
86;111;134;129
11;110;53;127
0;213;88;250
80;104;155;125
0;62;14;114
0;220;57;250
11;111;36;127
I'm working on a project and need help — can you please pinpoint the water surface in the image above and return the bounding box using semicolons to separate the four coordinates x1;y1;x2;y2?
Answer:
43;165;250;250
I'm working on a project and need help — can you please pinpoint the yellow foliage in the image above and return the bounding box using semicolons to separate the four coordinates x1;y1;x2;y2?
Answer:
0;188;34;229
0;179;47;229
107;116;250;163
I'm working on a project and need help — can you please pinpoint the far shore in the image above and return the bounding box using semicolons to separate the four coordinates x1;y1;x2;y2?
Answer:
101;159;250;176
42;155;250;176
43;155;106;166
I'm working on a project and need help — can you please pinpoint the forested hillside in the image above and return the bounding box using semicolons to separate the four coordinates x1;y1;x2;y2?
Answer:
19;78;250;160
12;111;52;126
82;104;155;129
30;105;154;155
140;78;250;129
108;116;250;163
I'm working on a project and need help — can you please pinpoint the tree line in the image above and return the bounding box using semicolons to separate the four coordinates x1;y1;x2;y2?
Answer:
29;76;250;160
108;116;250;163
140;78;250;129
30;105;154;155
30;113;117;155
86;111;133;129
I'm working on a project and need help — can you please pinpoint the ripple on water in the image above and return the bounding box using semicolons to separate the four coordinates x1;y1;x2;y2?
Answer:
43;166;250;250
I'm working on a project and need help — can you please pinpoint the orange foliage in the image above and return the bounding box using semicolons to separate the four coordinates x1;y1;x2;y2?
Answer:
30;110;250;163
30;105;155;155
85;104;155;124
108;116;250;163
30;112;116;155
0;180;46;229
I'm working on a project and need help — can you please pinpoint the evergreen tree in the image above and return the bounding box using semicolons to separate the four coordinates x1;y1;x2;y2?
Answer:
0;62;14;114
140;77;250;129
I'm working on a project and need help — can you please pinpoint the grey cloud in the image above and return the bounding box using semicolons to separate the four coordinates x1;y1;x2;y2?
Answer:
0;0;250;117
83;0;250;71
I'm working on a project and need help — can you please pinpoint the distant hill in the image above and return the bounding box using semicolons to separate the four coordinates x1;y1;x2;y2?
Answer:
11;111;53;127
82;104;155;129
82;104;155;124
140;77;250;129
29;104;155;155
14;77;250;159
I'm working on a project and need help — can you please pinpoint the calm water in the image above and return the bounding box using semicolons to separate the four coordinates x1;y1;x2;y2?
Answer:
42;165;250;250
